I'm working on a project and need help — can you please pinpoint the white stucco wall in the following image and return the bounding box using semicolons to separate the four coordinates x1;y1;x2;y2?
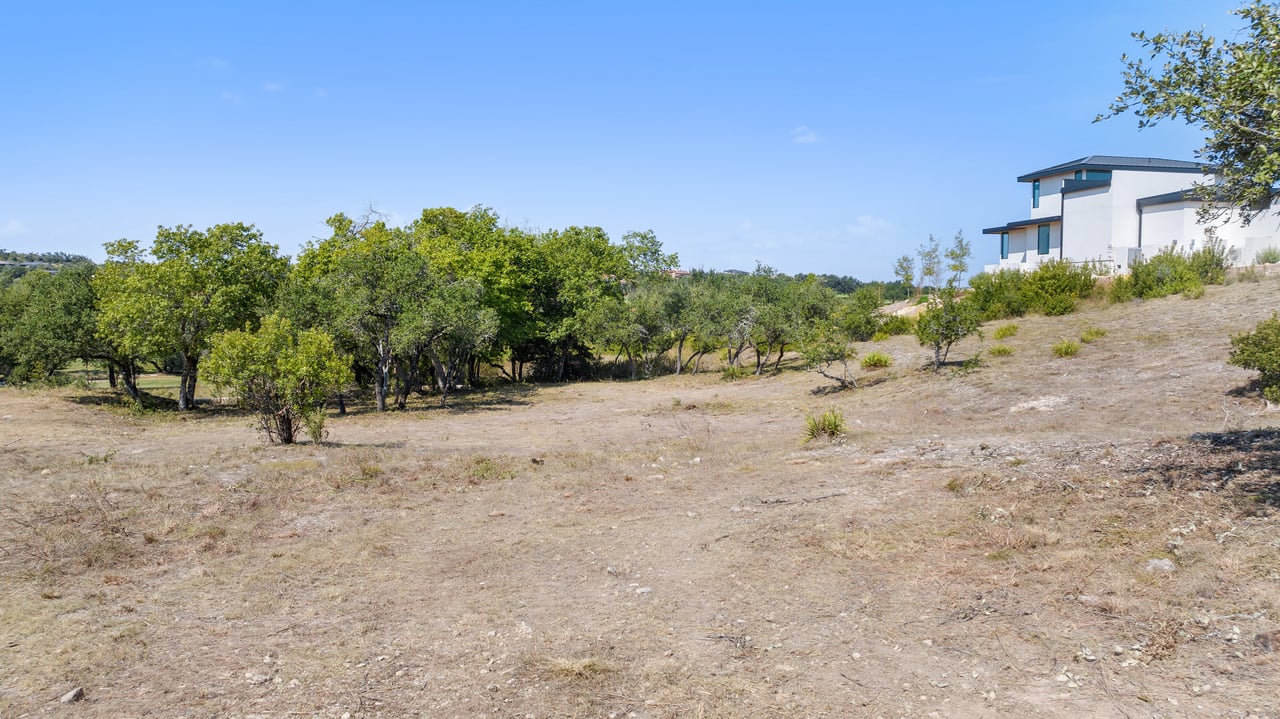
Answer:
1061;185;1113;269
1028;172;1071;220
1106;170;1203;259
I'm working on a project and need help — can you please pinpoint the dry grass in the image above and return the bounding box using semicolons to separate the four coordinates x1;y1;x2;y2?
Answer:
2;278;1280;717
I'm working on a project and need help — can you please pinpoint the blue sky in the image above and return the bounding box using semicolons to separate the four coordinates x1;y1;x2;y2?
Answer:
0;1;1244;279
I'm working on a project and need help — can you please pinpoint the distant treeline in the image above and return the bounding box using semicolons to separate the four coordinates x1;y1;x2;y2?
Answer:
0;249;93;286
0;208;914;406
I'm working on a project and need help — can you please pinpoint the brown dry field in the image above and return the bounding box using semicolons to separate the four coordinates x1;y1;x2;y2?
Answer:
2;278;1280;718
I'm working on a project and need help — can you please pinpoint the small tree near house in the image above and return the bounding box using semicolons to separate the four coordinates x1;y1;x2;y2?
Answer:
915;286;981;371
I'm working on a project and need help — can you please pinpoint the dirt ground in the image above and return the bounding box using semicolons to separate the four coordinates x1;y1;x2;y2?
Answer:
2;278;1279;718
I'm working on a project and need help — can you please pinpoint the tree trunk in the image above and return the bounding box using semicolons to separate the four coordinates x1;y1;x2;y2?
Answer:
118;361;141;402
178;353;199;410
674;334;686;376
107;364;117;389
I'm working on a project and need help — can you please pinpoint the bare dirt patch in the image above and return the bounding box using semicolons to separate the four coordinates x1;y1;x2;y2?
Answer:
2;279;1279;718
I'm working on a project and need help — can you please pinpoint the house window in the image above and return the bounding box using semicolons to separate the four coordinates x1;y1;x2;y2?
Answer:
1032;180;1040;208
1000;232;1009;260
1086;170;1112;181
1037;224;1051;255
1074;170;1083;180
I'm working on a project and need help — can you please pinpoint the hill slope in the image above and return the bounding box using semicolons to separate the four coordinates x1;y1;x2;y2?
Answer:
1;278;1278;717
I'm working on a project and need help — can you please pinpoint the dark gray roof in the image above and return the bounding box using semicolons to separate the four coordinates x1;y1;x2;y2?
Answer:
982;216;1062;234
1136;189;1203;209
1017;155;1204;183
1062;178;1111;194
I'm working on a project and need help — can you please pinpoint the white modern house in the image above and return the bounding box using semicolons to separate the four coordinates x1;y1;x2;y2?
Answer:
982;155;1280;273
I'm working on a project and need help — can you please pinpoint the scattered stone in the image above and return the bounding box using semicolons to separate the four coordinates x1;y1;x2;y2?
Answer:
636;586;653;595
59;687;84;703
244;671;271;684
1078;646;1097;662
1256;630;1280;653
1144;558;1177;573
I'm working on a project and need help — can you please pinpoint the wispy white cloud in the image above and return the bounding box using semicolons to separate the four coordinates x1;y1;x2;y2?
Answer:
262;81;284;93
791;125;819;144
315;88;328;98
845;215;892;237
203;57;231;71
0;219;29;238
221;90;241;104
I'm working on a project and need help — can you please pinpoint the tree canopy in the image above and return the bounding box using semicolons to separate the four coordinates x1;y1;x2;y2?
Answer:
1100;1;1280;220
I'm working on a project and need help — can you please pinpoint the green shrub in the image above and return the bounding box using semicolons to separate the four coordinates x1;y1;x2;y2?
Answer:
966;269;1028;320
1189;238;1229;285
860;351;892;369
804;409;847;442
989;344;1014;357
1256;246;1280;265
1022;260;1097;316
992;323;1019;340
870;330;891;342
720;365;752;381
1229;313;1280;402
1080;326;1107;343
878;314;915;336
1052;339;1081;358
1121;247;1203;300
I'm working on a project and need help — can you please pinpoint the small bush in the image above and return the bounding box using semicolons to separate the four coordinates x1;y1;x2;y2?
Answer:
720;365;752;381
989;344;1014;357
1080;326;1107;343
870;330;891;342
860;351;892;369
1052;339;1081;358
804;409;847;442
878;314;915;336
1228;313;1280;402
967;269;1028;320
1119;247;1203;300
1256;246;1280;265
992;323;1019;340
1189;238;1229;285
1022;260;1097;316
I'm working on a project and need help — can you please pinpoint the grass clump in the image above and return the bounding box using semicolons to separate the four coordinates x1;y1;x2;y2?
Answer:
804;409;847;443
1052;339;1081;358
1256;246;1280;265
1079;326;1107;343
989;344;1014;357
860;351;892;369
992;323;1018;340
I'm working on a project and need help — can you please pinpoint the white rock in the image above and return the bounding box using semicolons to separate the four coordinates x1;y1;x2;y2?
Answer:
59;687;84;703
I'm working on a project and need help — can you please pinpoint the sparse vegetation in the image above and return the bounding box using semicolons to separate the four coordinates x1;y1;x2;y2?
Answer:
860;351;892;369
804;409;847;442
992;323;1019;340
1256;246;1280;265
1052;339;1081;357
1080;326;1108;343
989;344;1014;357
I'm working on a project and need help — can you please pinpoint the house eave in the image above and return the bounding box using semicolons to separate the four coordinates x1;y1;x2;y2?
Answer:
983;216;1063;234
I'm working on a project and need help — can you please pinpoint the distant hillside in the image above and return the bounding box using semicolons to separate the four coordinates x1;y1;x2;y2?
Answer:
0;248;94;286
